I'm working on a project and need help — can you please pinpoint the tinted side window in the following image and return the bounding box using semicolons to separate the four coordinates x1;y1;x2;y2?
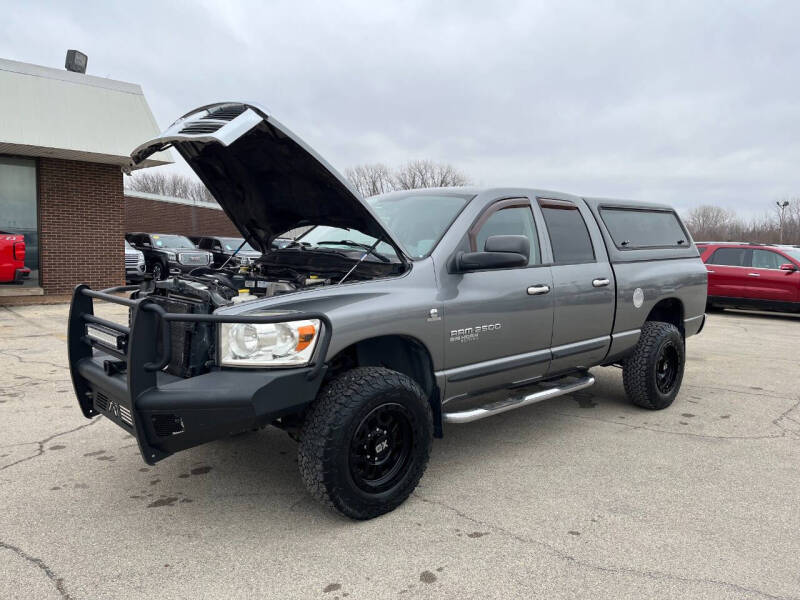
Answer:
751;250;784;270
539;201;595;264
600;208;689;248
708;247;750;266
474;206;540;265
197;238;212;250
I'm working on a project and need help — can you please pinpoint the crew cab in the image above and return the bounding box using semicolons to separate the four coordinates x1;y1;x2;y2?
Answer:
697;242;800;312
69;102;707;520
0;232;30;284
125;232;212;280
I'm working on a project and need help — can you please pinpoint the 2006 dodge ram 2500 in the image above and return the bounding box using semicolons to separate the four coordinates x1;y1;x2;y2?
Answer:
69;102;707;519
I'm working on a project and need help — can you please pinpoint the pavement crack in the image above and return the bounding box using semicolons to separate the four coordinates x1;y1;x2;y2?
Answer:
0;348;68;371
773;397;800;439
0;418;100;472
413;494;794;599
0;540;74;599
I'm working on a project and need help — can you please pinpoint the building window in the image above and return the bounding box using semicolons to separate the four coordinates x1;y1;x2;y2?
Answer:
0;156;38;286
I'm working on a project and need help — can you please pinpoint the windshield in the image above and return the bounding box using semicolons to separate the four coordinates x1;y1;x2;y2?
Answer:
151;234;195;249
219;238;256;252
297;192;472;259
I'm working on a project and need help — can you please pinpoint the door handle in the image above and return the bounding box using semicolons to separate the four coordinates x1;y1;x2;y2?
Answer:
592;278;610;287
747;273;760;277
707;269;715;274
527;284;550;295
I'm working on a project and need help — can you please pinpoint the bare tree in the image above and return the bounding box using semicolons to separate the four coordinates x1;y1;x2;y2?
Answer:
126;171;216;205
344;163;394;197
684;205;737;241
393;159;471;190
682;198;800;245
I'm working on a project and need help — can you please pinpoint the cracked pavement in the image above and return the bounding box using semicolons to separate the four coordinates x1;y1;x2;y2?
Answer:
1;303;799;599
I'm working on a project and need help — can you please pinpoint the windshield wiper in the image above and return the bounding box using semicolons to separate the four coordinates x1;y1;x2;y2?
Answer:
316;240;390;263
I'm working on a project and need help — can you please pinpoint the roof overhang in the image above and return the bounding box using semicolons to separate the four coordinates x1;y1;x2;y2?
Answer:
0;58;172;168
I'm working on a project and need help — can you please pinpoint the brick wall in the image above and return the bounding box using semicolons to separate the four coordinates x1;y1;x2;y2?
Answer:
124;195;239;237
38;158;125;294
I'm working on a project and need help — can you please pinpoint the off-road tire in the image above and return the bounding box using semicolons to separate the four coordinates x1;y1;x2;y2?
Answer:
298;367;433;520
623;321;685;410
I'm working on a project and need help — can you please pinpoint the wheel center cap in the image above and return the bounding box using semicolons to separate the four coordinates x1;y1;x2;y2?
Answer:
374;438;389;454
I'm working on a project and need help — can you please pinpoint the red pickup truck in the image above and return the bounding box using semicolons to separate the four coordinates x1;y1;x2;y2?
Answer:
0;232;30;284
697;242;800;312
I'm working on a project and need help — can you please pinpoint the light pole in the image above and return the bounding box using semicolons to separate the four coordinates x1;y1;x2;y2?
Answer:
777;200;790;244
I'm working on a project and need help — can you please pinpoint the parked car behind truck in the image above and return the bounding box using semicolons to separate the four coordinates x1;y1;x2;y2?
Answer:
125;232;212;280
0;232;30;284
195;236;262;268
124;239;146;283
697;242;800;312
69;102;707;520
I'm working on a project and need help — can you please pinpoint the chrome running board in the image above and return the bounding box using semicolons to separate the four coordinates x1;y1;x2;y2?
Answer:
443;374;595;424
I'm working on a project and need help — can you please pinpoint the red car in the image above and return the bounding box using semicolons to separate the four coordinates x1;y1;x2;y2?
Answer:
0;232;30;284
697;242;800;312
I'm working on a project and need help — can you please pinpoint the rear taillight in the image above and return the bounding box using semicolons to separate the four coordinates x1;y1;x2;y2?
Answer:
13;241;25;261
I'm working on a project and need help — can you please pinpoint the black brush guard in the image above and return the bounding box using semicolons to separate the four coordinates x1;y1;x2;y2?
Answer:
68;284;331;464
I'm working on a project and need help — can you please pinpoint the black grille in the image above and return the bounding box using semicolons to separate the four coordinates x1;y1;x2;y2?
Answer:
94;390;109;412
202;104;247;121
178;121;224;135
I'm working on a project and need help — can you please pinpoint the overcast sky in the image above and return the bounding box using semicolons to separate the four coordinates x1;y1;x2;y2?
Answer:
2;1;799;215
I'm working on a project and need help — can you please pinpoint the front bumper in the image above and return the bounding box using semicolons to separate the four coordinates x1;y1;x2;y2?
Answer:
68;284;331;464
125;267;145;282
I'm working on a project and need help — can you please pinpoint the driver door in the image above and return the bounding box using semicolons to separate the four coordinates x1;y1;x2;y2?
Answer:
440;198;554;401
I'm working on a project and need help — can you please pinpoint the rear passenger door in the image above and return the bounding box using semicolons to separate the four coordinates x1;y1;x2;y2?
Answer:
537;198;615;374
705;247;751;299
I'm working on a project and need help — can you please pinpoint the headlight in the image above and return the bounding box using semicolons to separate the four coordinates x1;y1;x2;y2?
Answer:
137;252;145;265
219;318;320;367
165;251;177;260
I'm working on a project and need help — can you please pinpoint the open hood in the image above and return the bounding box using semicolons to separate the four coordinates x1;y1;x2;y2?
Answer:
128;102;405;257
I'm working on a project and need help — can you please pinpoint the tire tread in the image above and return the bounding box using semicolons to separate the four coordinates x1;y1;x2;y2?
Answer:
297;367;432;519
623;321;684;410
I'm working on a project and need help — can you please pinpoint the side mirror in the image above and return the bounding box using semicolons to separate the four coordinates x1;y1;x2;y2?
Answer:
456;235;529;272
780;263;797;272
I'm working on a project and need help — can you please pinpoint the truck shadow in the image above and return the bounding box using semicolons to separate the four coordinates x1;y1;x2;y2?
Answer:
125;373;634;521
710;308;800;322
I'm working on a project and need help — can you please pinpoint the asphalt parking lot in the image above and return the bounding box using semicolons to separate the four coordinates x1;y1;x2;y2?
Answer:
1;303;798;600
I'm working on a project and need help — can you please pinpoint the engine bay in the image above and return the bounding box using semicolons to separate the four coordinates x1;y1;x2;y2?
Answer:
137;246;406;309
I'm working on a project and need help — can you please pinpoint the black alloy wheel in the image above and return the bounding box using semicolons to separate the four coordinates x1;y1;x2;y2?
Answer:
655;341;680;394
349;403;413;494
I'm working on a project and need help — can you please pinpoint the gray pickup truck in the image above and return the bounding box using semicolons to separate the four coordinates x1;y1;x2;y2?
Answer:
68;102;707;519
